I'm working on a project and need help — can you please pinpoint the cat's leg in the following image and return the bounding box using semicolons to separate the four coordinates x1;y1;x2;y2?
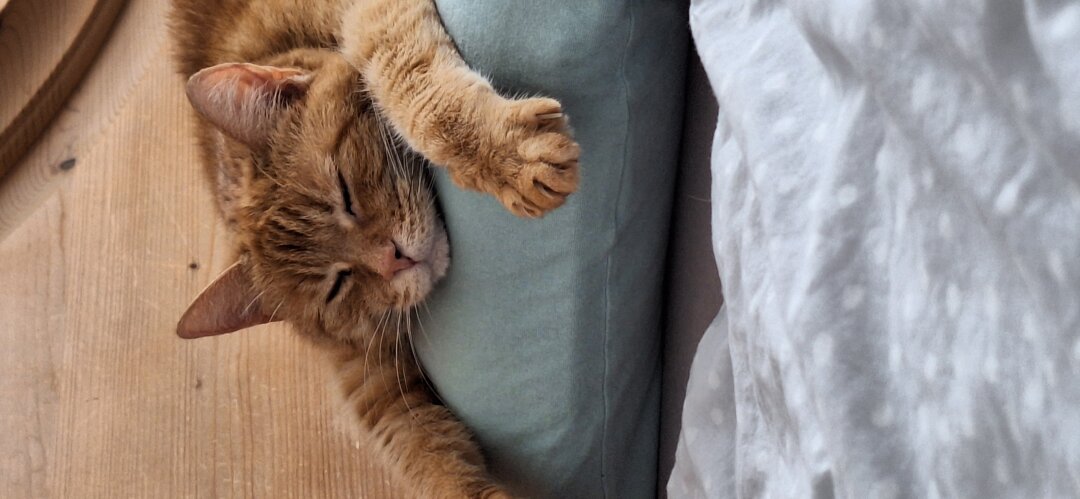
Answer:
328;343;510;498
340;0;579;218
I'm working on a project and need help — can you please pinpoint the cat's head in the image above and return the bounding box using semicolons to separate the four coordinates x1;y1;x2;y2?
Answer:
175;50;448;346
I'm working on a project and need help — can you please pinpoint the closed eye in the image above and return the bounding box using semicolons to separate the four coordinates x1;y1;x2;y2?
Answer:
337;171;357;218
326;269;352;303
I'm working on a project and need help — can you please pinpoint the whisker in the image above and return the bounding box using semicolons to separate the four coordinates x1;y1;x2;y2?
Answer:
243;289;267;315
268;298;286;322
254;162;286;189
410;306;443;404
365;309;389;383
377;310;395;399
378;117;406;182
394;311;416;423
417;301;436;346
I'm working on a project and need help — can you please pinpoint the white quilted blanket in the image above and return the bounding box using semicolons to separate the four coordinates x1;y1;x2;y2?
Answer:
671;1;1080;497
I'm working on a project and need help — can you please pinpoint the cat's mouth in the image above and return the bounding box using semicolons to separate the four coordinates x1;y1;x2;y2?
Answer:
388;225;450;309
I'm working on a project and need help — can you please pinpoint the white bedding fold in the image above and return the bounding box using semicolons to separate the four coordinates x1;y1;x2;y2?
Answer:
672;1;1080;497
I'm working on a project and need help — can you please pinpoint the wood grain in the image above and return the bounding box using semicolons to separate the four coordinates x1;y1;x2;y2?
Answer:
0;0;403;496
0;0;127;178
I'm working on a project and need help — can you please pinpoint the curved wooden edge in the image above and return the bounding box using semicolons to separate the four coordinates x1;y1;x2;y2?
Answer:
0;0;128;179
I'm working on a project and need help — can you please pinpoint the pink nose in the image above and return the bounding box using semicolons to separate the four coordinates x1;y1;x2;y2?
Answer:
380;243;415;280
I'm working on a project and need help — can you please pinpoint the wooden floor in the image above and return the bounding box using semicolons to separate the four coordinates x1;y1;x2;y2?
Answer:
0;1;401;497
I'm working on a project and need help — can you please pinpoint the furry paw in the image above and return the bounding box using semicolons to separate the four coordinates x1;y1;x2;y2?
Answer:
454;97;580;218
498;99;579;218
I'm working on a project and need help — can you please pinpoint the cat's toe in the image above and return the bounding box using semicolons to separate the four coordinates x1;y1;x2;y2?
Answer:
512;97;567;130
518;132;579;166
491;132;578;218
498;186;543;218
529;161;578;200
497;160;578;218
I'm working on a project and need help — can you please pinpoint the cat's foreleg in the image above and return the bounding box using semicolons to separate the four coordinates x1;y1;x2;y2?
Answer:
328;344;509;498
340;0;580;218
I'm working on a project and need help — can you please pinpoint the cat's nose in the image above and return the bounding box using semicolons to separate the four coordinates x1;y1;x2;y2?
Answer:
379;242;415;280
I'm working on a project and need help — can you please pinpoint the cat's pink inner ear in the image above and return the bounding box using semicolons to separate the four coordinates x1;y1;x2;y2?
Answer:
177;261;280;339
185;62;312;147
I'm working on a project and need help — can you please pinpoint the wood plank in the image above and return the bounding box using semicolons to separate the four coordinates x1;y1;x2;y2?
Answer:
0;0;127;177
0;0;403;496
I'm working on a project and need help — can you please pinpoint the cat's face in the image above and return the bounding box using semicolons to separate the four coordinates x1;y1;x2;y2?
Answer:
177;50;448;345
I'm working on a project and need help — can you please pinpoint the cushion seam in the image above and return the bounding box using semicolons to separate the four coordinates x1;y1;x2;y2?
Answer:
603;1;637;497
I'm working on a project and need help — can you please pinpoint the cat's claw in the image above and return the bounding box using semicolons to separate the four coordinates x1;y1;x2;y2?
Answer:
513;97;567;128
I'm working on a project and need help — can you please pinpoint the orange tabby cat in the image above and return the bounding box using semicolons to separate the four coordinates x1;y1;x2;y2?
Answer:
168;0;580;496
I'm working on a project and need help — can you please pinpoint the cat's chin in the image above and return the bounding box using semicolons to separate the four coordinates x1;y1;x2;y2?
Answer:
390;259;440;310
393;264;429;303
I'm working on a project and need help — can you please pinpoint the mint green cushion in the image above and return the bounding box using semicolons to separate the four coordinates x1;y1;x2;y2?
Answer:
419;2;688;496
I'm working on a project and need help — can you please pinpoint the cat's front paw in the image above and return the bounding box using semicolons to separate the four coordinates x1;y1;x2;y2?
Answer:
461;97;580;218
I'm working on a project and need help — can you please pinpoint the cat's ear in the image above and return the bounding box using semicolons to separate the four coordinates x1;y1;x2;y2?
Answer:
177;261;280;339
185;62;312;147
